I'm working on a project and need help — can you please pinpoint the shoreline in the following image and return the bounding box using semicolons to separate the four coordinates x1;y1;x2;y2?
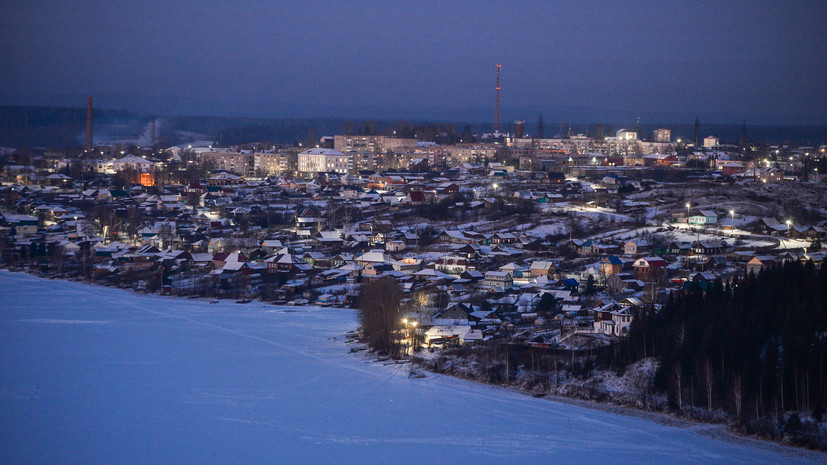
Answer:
404;358;826;460
5;266;826;460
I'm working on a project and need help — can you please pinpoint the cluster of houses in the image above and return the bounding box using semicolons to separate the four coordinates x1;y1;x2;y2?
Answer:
1;137;825;351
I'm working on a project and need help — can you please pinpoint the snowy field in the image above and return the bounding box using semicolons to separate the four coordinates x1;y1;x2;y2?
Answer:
1;271;823;465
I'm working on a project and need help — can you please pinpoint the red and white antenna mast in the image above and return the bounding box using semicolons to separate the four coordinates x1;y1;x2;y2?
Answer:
494;64;501;134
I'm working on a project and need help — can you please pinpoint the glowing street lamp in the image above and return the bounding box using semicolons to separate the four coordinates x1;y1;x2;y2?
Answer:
685;203;691;227
730;210;735;235
410;321;418;354
402;318;417;355
402;318;410;354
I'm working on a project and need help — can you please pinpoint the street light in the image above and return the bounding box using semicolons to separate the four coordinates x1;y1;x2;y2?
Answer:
402;318;410;355
685;203;691;228
730;210;735;236
410;321;418;354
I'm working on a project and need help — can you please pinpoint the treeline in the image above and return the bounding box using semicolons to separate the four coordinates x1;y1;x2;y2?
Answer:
628;261;827;429
0;105;132;147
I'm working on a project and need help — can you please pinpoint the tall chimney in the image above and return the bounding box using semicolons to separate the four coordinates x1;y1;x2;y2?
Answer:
85;96;93;148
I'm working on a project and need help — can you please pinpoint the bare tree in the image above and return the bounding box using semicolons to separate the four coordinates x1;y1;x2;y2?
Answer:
358;278;404;358
157;222;176;249
704;358;714;412
732;372;743;424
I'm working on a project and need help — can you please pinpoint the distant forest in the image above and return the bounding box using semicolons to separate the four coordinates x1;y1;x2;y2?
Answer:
1;105;825;149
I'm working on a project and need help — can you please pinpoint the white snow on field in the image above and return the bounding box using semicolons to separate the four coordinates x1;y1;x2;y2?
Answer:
524;222;568;238
1;271;823;465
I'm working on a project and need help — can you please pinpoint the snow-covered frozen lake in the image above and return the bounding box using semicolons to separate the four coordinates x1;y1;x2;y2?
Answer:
1;271;822;464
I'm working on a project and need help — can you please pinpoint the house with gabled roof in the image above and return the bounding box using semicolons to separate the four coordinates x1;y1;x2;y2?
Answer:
594;306;633;337
666;241;693;255
529;260;556;278
692;240;727;256
434;255;472;276
433;304;472;325
483;271;513;289
632;256;668;282
688;210;718;225
624;239;651;256
601;256;624;276
354;249;391;265
746;255;777;276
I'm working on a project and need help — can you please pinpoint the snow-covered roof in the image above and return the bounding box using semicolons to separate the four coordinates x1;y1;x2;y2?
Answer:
301;148;346;156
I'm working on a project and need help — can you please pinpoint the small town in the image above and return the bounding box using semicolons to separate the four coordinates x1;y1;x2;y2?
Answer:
3;1;827;462
2;128;825;353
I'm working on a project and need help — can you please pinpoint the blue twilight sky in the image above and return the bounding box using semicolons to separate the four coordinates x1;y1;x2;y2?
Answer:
1;0;825;124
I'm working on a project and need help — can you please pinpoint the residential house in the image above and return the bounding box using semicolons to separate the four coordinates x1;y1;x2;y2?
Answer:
594;306;633;337
632;256;668;282
432;305;472;325
692;240;726;256
483;271;513;289
624;239;651;256
363;263;394;277
434;256;473;277
600;256;624;276
529;260;556;278
688;210;718;225
746;256;777;276
666;241;693;255
754;217;787;235
354;249;391;266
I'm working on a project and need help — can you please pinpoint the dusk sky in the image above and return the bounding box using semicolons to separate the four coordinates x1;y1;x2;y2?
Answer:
1;0;825;124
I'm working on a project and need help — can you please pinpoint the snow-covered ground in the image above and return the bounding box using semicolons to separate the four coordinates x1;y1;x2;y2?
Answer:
1;271;823;465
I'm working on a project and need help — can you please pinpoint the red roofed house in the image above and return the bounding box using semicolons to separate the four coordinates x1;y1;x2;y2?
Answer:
633;256;668;282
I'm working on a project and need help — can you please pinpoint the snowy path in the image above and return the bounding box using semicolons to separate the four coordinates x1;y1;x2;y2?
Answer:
1;271;822;465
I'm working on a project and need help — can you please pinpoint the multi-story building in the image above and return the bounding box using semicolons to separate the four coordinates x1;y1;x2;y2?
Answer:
616;129;638;141
653;128;671;142
350;152;377;172
112;154;155;172
442;144;499;166
254;152;290;175
704;136;720;148
298;148;350;176
333;135;417;153
200;151;254;176
509;136;673;159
